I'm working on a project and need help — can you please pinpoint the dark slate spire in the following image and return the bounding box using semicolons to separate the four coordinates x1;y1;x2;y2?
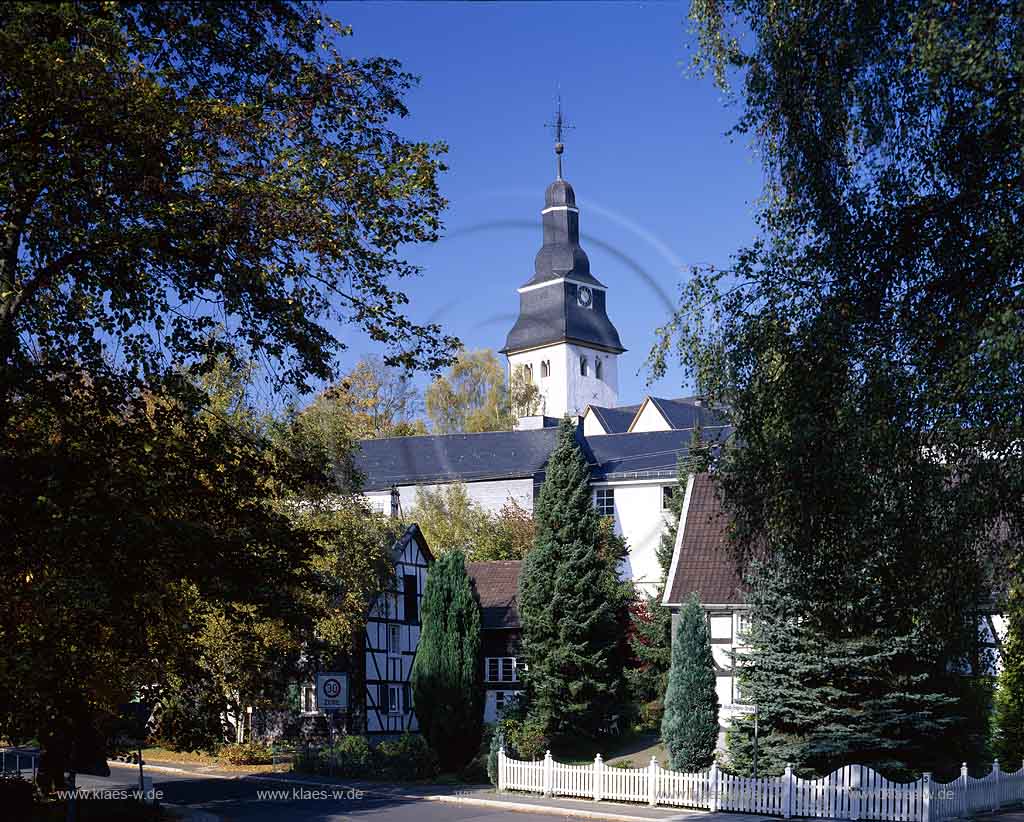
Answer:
501;107;625;356
525;101;602;289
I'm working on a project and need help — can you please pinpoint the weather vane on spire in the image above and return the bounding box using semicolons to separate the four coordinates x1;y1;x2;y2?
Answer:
545;93;574;179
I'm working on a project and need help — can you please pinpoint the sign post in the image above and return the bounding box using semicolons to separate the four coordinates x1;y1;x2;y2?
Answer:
316;672;348;746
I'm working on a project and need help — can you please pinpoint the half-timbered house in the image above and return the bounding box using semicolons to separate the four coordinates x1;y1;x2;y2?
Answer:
361;523;433;738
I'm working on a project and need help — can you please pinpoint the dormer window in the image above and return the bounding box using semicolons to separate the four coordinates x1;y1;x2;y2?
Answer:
595;359;603;381
541;360;550;378
580;356;589;377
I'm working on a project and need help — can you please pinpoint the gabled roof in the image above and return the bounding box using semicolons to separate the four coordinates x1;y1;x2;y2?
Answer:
628;396;729;433
585;403;641;435
356;427;560;492
663;473;747;607
391;522;434;566
466;561;522;629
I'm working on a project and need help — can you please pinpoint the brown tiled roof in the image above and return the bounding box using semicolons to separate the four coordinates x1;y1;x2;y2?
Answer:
466;561;522;630
665;473;748;606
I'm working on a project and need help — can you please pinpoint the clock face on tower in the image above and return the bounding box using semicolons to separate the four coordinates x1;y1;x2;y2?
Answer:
577;286;593;308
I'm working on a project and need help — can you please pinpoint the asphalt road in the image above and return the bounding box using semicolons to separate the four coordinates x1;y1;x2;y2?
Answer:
74;769;577;822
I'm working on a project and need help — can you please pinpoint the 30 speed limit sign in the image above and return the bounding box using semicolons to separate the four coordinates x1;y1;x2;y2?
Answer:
316;672;348;712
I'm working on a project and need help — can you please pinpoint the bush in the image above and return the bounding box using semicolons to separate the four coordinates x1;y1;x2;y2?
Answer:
502;716;548;761
0;773;34;816
376;733;439;781
460;752;489;784
219;741;274;765
328;735;374;778
638;699;664;731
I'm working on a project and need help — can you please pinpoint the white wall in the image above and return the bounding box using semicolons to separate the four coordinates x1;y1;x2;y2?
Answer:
508;341;618;419
630;399;670;433
365;478;534;518
592;479;673;595
581;408;609;436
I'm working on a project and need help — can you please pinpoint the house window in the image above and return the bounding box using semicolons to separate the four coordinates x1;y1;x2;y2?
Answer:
709;613;733;642
301;683;317;714
403;574;417;624
580;356;589;376
662;485;678;511
594;488;614;517
595;359;603;380
523;364;533;383
388;684;401;715
736;611;752;640
541;360;550;378
388;624;401;657
485;657;518;683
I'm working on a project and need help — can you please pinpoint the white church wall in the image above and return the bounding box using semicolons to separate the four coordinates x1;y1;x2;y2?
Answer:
562;342;618;418
509;342;567;420
507;339;618;420
364;478;534;518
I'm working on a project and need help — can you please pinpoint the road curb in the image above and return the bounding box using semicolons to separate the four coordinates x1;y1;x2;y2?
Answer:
423;794;692;820
118;766;696;821
246;774;687;821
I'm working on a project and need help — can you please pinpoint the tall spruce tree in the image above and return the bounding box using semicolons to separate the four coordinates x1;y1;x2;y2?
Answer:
410;550;482;770
518;418;625;742
661;594;719;771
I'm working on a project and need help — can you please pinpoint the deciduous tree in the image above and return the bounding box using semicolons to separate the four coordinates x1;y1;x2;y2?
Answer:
409;484;535;560
648;0;1023;774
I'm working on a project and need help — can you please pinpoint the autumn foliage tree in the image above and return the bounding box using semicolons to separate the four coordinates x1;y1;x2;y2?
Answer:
0;1;455;785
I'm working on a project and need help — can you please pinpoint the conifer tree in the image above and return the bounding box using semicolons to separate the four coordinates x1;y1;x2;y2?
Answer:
410;550;482;770
661;594;719;771
518;418;625;742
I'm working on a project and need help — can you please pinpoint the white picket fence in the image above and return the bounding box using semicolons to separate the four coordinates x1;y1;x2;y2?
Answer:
498;749;1024;820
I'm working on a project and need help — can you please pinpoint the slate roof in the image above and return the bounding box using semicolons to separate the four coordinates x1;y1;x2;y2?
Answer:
664;473;747;606
587;403;641;434
502;173;624;354
581;426;731;480
466;561;522;629
355;409;732;490
644;397;729;431
356;427;560;492
503;279;624;354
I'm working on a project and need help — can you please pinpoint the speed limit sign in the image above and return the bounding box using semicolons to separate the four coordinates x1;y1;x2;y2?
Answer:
315;672;348;712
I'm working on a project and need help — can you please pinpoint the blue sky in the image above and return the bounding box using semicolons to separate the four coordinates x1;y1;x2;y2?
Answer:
325;1;764;404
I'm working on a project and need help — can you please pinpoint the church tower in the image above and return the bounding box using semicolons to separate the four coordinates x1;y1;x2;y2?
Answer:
502;105;625;420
